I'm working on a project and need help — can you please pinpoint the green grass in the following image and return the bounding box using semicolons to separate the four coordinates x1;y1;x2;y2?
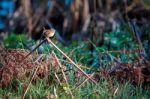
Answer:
0;77;149;99
0;43;149;99
0;25;150;99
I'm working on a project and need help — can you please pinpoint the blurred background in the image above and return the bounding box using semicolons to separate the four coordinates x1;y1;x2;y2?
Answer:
0;0;150;58
0;0;150;91
0;0;150;40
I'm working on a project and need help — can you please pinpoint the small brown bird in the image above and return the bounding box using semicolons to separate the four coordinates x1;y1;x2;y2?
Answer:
43;27;56;38
20;28;56;63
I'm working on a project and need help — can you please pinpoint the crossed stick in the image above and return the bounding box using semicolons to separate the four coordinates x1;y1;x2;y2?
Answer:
21;28;96;99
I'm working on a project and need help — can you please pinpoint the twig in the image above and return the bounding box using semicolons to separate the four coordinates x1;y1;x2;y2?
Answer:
46;37;97;84
75;73;94;89
53;52;68;82
113;87;118;97
129;21;146;56
19;39;46;66
53;52;74;98
21;65;39;99
99;48;144;54
55;72;62;86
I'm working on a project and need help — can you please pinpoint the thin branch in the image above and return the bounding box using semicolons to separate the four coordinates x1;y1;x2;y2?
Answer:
21;65;39;99
46;37;97;84
75;73;94;89
19;39;46;65
53;52;74;98
55;72;62;86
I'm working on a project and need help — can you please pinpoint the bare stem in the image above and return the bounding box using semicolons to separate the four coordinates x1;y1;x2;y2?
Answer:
75;73;94;89
53;52;74;98
46;37;97;84
21;65;39;99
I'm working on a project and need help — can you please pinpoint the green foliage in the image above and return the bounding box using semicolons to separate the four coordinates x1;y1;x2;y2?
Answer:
3;33;31;49
103;27;138;50
1;23;150;99
0;79;146;99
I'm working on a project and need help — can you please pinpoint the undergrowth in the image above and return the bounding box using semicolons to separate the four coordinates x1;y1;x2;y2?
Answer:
0;25;150;99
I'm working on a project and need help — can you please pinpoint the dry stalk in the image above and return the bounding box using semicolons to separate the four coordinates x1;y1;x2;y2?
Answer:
113;87;118;97
19;39;46;66
21;54;45;99
21;64;39;99
55;72;62;86
53;52;68;82
46;37;97;84
52;52;74;98
75;73;94;89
